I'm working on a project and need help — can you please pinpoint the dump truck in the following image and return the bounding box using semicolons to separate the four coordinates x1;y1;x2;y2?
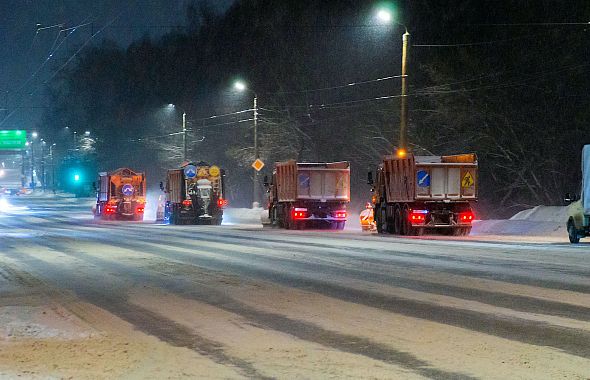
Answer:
565;145;590;244
265;161;350;229
159;161;226;225
94;168;146;221
0;154;25;195
368;153;478;236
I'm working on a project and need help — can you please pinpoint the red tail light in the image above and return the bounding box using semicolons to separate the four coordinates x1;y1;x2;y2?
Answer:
105;205;117;214
409;210;428;224
136;207;145;213
458;211;475;223
292;208;307;219
217;198;228;208
334;210;347;219
182;199;192;207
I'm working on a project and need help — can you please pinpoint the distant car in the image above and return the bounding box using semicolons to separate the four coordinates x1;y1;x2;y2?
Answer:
0;187;20;196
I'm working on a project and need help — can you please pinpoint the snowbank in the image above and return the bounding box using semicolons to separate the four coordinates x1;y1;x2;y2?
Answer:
472;205;569;237
222;207;265;225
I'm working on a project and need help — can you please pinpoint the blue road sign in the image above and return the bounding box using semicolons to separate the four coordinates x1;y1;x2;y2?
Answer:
184;165;197;178
417;170;430;187
122;184;134;196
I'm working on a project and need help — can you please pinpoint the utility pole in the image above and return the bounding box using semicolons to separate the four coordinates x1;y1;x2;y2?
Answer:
253;96;258;207
182;111;187;161
30;140;35;189
41;142;46;190
50;144;56;194
399;30;410;154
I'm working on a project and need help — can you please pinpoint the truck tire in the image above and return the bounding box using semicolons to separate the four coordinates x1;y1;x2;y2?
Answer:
377;206;387;234
568;221;580;244
334;221;345;230
394;205;402;235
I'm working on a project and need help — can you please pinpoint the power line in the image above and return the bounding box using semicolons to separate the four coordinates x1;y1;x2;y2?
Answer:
263;75;404;95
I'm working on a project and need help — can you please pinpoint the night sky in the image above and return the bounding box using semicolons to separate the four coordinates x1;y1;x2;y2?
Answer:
0;0;233;131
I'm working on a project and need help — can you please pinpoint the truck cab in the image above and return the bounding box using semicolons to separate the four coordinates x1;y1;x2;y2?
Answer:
565;145;590;244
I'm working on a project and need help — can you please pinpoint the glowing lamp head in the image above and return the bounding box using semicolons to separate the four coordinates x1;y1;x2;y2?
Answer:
234;81;247;92
73;174;80;181
396;149;407;158
376;9;392;23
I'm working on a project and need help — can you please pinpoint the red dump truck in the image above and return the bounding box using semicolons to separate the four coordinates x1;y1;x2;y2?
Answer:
265;161;350;229
94;168;146;221
369;153;478;235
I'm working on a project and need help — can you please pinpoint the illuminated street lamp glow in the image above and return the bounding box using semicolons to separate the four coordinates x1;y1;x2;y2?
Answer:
74;174;80;181
32;131;38;139
84;131;90;136
234;81;247;92
376;9;392;23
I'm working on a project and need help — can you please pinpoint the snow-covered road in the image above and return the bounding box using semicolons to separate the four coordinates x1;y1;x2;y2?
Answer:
0;196;589;379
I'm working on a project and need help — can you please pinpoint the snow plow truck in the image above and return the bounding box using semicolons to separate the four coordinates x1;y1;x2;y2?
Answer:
264;160;350;229
94;168;146;221
368;153;478;236
159;162;226;225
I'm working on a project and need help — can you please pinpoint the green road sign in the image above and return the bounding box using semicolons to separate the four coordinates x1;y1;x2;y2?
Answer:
0;130;27;150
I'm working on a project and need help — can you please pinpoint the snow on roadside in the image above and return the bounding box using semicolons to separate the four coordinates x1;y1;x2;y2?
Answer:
222;207;265;226
472;205;570;237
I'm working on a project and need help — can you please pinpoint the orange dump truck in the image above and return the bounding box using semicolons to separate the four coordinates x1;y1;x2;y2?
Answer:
369;153;478;235
265;160;350;229
94;168;146;221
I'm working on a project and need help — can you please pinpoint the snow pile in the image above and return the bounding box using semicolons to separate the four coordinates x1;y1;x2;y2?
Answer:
222;207;265;226
509;205;570;223
472;205;569;237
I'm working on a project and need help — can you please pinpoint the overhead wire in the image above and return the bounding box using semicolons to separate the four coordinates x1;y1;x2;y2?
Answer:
0;9;128;127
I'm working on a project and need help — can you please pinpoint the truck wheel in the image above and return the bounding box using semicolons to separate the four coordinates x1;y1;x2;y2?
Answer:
377;207;387;234
568;221;580;244
334;221;345;230
394;206;402;235
402;207;415;236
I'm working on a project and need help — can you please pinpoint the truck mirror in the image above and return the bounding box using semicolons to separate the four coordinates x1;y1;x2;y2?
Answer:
367;171;374;185
159;181;164;191
263;175;269;188
564;193;577;204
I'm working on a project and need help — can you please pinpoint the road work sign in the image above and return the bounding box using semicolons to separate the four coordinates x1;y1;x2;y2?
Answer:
209;165;220;177
462;171;474;188
252;159;265;172
417;170;430;187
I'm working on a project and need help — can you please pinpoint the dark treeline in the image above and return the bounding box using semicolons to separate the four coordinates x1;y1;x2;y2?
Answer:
42;0;590;215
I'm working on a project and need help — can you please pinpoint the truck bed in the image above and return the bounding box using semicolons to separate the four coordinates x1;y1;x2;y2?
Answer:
381;154;477;203
275;161;350;202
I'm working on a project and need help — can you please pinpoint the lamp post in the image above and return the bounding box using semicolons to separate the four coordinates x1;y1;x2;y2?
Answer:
49;143;56;194
30;131;38;189
41;140;46;190
182;111;187;161
234;81;259;207
376;6;410;156
167;104;188;162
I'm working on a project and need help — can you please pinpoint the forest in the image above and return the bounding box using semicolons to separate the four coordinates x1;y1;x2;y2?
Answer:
41;0;590;215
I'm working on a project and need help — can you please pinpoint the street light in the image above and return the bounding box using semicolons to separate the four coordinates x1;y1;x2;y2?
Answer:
375;5;410;157
29;131;39;189
49;143;56;193
233;80;260;208
167;104;188;162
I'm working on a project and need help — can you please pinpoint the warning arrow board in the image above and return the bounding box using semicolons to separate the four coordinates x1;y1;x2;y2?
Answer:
462;171;475;188
251;158;265;172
